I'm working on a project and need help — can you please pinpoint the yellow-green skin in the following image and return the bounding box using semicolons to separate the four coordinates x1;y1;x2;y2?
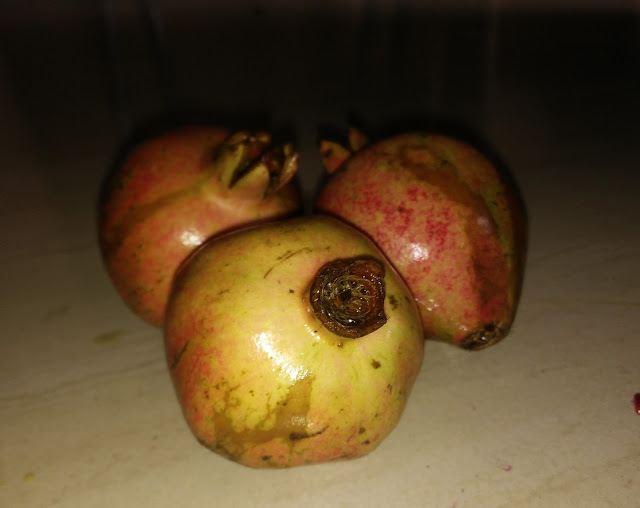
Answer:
164;216;424;468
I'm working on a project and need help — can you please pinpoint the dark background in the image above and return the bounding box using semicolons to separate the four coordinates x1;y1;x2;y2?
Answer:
1;1;639;201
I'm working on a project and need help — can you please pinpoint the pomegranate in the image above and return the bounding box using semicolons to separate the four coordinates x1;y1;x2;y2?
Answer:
98;126;301;327
315;129;527;350
165;215;424;468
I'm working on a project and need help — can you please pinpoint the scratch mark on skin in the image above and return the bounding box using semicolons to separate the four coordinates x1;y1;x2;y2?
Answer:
289;426;328;441
170;340;191;370
263;247;313;278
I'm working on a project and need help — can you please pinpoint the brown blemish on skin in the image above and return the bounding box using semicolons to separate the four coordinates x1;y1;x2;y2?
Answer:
202;375;316;464
389;295;398;308
169;339;191;370
289;427;328;441
371;360;381;369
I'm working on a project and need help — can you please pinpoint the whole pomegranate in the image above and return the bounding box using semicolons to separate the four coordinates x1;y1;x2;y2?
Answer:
315;129;527;350
165;215;424;468
98;126;301;327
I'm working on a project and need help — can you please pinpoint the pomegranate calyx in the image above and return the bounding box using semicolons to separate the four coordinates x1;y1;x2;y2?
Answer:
347;126;369;152
318;127;369;174
319;140;351;174
215;131;298;198
310;256;388;339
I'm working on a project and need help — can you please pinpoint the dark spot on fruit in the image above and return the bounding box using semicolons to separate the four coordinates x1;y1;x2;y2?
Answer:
289;427;327;441
371;359;381;369
389;295;398;308
363;440;370;445
387;384;393;393
397;206;405;213
460;322;504;350
169;339;191;370
289;289;294;294
359;427;366;434
262;455;271;461
337;342;343;348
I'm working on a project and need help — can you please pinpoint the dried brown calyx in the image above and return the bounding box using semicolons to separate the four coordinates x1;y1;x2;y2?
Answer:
310;256;388;338
215;131;298;197
459;322;506;350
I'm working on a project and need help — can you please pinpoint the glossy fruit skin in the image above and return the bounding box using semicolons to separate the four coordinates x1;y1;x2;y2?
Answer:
315;132;527;349
98;126;301;327
164;215;424;468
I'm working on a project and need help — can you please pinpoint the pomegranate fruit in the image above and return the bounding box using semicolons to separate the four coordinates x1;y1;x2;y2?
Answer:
315;129;527;350
98;126;301;327
165;215;424;468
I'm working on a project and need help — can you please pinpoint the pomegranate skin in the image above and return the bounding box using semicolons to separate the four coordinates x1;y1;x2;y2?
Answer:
99;126;301;327
315;132;527;349
164;216;424;468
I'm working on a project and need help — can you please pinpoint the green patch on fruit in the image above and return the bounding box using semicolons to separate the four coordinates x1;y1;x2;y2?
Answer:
207;374;317;465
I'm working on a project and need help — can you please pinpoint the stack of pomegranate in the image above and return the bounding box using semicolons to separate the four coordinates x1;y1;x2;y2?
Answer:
98;124;526;468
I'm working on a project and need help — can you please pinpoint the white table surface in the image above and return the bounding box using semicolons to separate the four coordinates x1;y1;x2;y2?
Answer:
1;5;639;507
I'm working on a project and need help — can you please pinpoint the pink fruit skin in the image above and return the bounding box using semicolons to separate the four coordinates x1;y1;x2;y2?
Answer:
315;133;527;348
99;126;301;327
